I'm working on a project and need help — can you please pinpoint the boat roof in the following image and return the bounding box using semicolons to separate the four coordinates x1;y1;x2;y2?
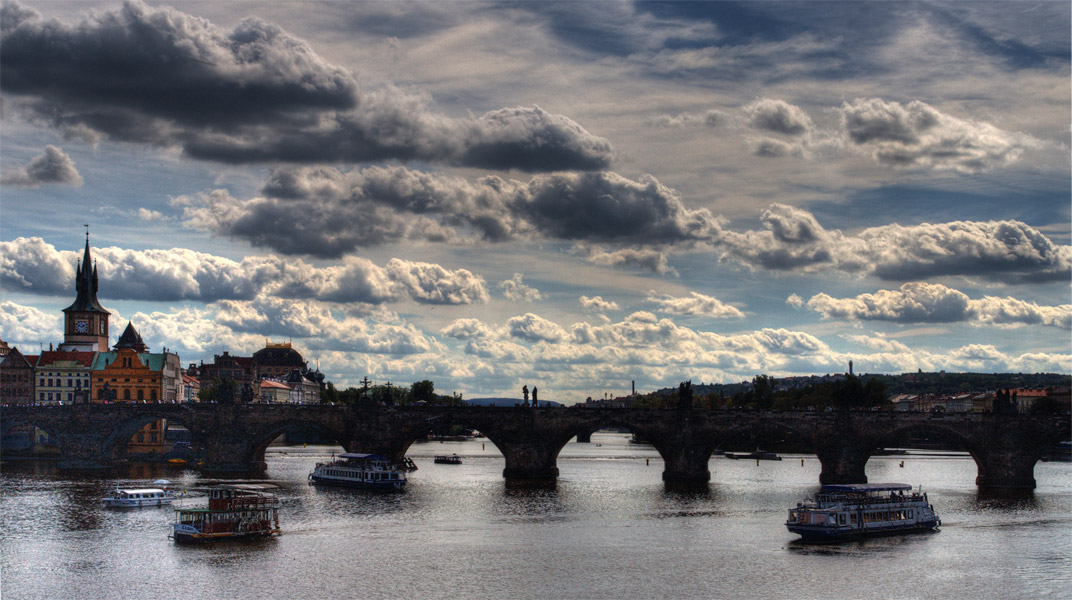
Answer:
820;483;914;493
338;453;388;460
215;483;277;491
115;488;167;494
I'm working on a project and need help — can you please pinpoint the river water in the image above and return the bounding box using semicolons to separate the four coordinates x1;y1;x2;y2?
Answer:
2;432;1069;600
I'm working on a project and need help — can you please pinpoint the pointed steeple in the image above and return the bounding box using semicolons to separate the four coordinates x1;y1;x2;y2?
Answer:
63;231;108;314
114;321;148;352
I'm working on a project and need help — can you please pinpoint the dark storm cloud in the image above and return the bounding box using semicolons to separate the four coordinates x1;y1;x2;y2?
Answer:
183;167;719;258
0;145;83;187
0;1;611;172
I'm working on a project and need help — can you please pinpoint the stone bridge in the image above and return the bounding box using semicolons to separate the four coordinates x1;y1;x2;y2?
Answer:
1;404;1067;495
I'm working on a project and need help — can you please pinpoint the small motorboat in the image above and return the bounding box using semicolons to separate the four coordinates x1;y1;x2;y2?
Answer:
102;487;176;508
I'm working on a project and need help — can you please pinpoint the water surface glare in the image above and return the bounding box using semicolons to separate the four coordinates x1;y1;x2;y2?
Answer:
2;433;1069;599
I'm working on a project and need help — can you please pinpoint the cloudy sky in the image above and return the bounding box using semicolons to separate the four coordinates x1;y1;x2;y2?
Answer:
1;0;1069;402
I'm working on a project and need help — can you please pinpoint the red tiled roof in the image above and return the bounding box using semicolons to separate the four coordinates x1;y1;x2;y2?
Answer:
36;351;96;367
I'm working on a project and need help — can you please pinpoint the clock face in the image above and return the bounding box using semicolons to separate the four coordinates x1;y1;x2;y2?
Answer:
74;319;89;333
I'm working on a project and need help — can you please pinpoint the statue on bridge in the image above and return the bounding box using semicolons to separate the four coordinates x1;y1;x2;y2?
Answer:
522;385;529;407
677;381;693;411
532;387;538;408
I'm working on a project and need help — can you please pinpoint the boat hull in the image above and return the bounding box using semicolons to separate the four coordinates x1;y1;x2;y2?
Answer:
309;474;405;491
788;520;940;542
171;529;280;544
102;498;174;508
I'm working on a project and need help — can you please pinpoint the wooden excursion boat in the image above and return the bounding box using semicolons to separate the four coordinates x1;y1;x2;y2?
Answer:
170;484;281;543
786;483;940;542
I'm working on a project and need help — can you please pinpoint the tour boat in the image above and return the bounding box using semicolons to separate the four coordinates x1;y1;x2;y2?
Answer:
102;487;176;508
308;453;407;490
786;483;940;542
170;484;281;543
434;454;462;465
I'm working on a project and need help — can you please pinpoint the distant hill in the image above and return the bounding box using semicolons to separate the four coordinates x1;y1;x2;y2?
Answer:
650;372;1071;398
466;397;564;407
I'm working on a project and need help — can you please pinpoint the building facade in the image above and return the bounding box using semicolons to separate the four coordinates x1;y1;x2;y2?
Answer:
35;350;95;404
0;347;37;405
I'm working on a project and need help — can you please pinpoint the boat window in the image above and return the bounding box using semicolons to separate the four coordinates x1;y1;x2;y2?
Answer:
907;510;913;519
838;514;846;525
849;513;857;524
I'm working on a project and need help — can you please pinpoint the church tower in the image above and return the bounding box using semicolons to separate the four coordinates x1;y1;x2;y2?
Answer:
60;232;110;351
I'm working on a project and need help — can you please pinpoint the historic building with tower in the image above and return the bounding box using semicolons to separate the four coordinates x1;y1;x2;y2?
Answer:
58;233;111;352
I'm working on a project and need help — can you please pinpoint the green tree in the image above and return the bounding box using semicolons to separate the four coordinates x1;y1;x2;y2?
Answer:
410;380;435;404
197;378;222;403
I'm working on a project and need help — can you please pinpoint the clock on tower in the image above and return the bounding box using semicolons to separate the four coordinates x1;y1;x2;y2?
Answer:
75;319;89;333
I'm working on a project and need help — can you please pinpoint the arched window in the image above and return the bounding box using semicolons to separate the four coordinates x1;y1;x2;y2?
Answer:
137;389;144;401
123;389;131;400
151;390;158;401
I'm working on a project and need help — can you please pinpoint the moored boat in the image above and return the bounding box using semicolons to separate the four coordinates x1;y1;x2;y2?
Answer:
102;487;176;508
434;454;462;465
308;453;407;490
170;484;281;543
786;483;940;542
725;449;782;461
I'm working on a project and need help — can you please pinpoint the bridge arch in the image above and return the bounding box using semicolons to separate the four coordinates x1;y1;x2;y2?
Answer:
245;419;351;471
100;410;200;465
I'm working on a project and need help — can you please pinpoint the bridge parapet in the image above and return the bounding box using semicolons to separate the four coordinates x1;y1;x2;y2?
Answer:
1;404;1066;494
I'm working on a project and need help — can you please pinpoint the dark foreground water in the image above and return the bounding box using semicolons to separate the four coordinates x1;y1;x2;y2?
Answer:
2;433;1070;600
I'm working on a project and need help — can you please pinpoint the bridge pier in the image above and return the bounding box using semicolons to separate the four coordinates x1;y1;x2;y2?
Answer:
973;447;1038;497
575;430;593;443
56;433;112;469
499;440;560;480
658;444;711;483
815;441;871;485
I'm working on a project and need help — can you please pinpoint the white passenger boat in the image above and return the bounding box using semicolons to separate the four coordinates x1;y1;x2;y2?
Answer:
102;487;176;508
786;483;940;542
308;453;407;490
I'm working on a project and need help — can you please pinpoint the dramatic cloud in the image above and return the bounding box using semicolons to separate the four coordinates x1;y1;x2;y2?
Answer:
0;237;487;305
0;1;610;172
803;282;1071;328
838;98;1038;172
579;295;620;312
643;109;727;128
181;167;720;257
0;145;82;187
500;273;541;302
715;204;1071;284
507;313;567;343
573;244;678;275
647;291;744;319
0;300;59;346
745;98;813;136
384;259;488;305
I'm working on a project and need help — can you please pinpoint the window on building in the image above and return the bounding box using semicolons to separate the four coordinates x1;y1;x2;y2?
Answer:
124;390;131;400
151;390;158;401
137;390;144;401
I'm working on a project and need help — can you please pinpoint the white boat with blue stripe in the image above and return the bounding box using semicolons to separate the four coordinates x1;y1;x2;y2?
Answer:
308;453;407;490
786;483;940;542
